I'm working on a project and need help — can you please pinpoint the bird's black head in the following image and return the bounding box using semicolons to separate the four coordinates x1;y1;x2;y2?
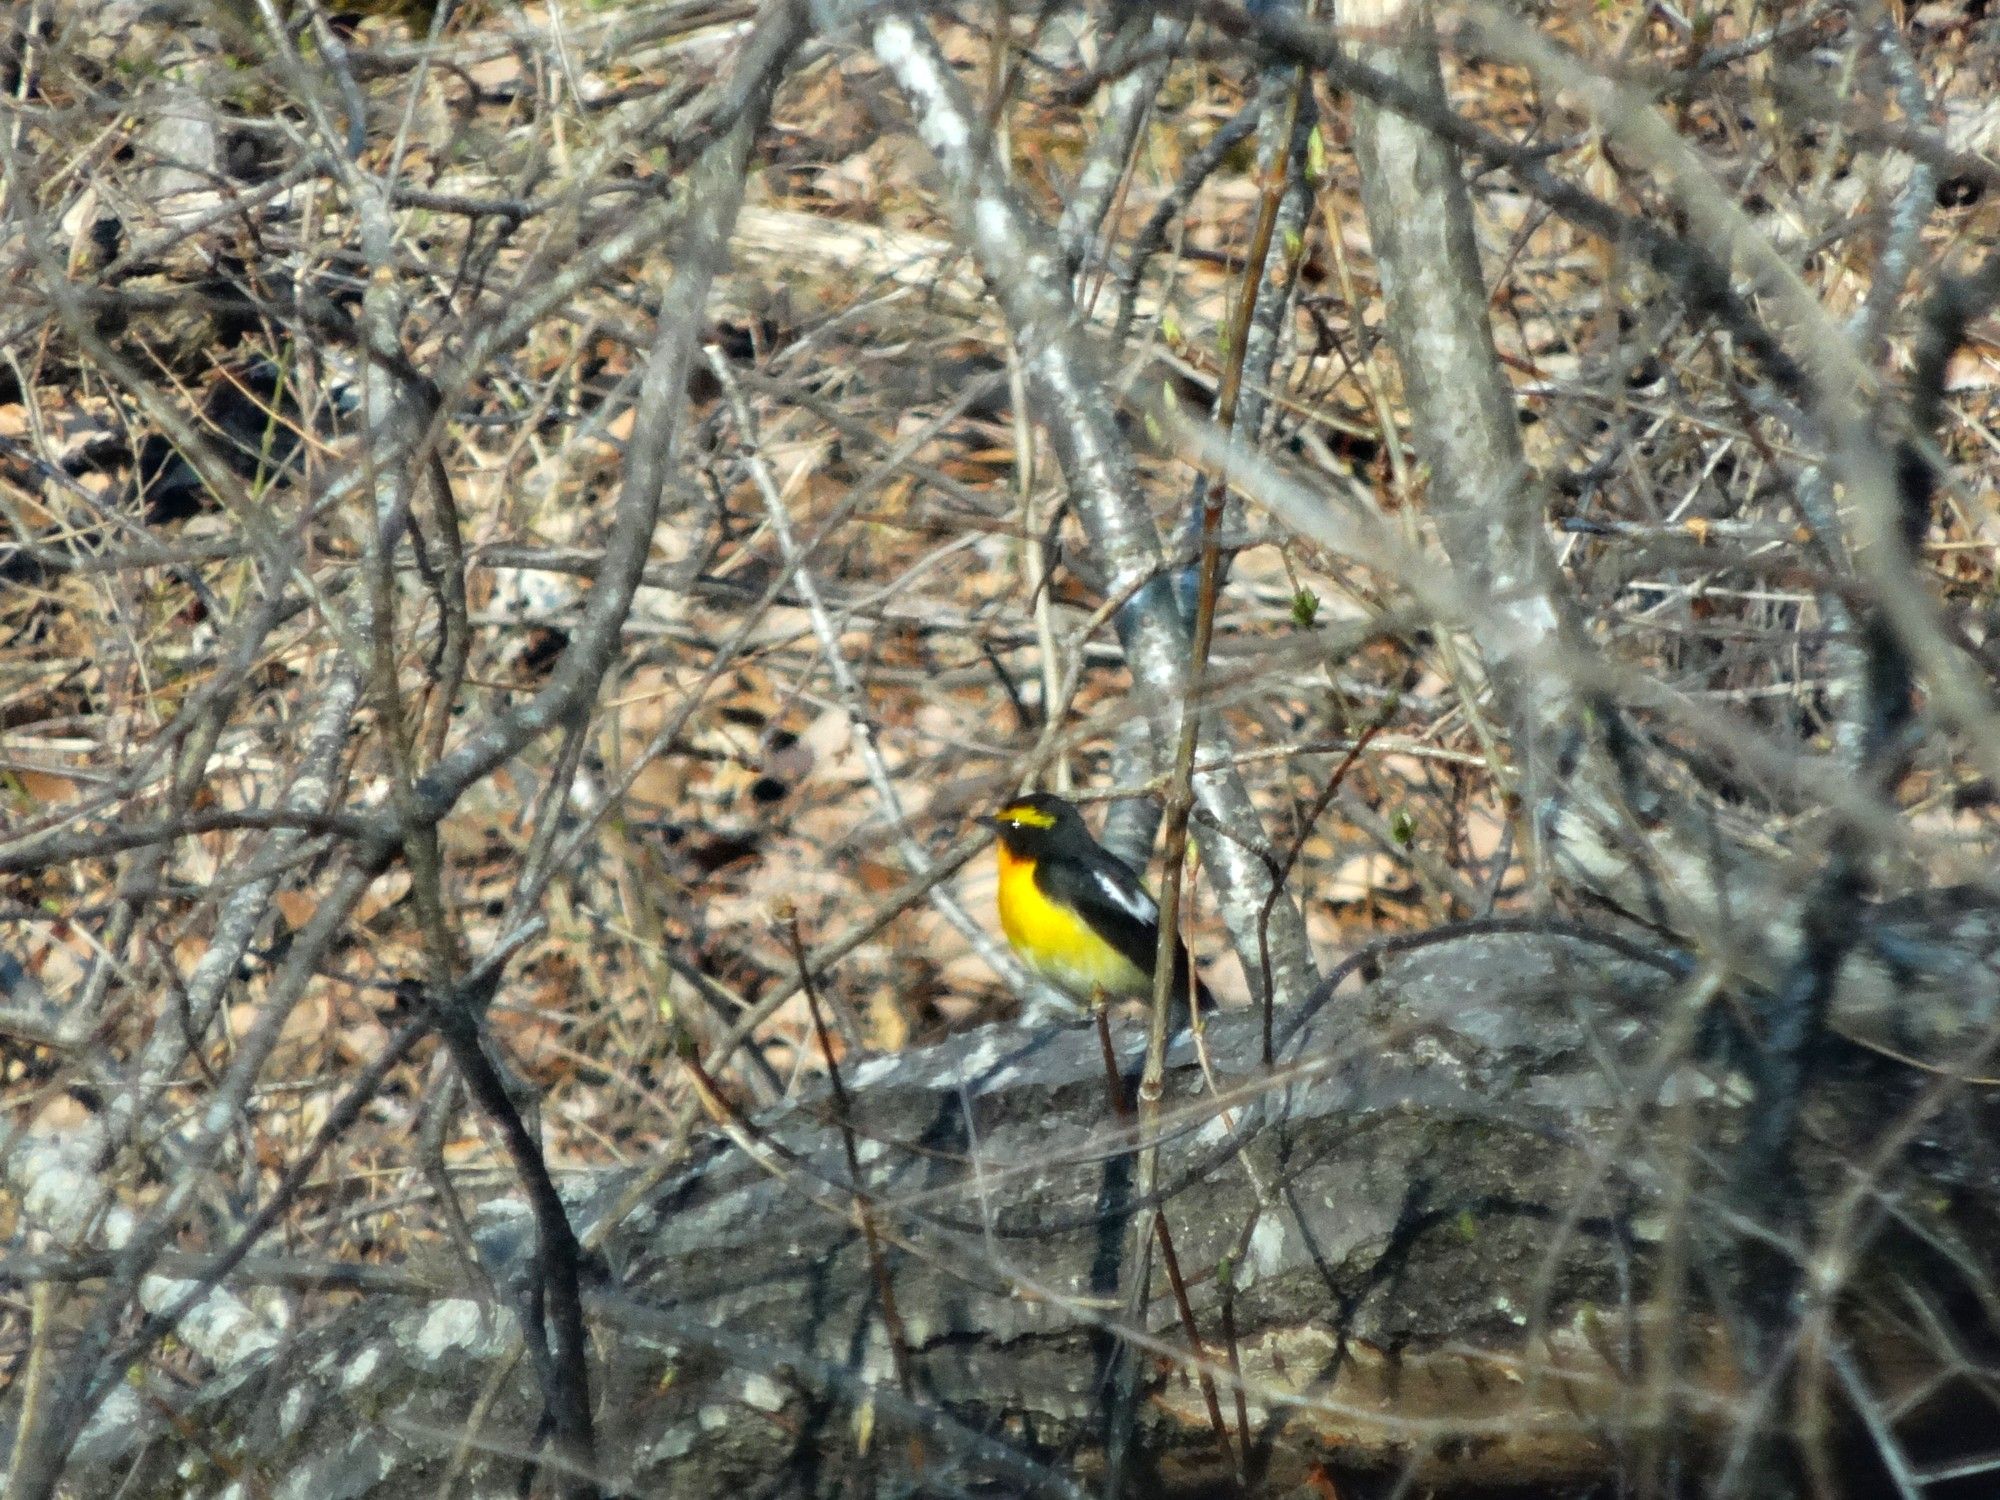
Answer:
977;792;1093;855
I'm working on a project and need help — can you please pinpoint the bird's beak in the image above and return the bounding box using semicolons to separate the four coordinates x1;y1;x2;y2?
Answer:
974;814;1003;833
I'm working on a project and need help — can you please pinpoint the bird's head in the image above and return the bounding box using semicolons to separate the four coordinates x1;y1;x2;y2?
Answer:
976;792;1089;854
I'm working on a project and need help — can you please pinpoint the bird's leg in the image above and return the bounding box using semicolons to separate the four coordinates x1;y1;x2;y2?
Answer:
1092;1001;1133;1118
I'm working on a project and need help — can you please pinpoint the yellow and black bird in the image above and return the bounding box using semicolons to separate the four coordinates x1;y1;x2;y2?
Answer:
978;792;1207;1027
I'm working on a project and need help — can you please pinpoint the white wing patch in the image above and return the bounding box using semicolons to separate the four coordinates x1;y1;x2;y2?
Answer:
1093;868;1157;924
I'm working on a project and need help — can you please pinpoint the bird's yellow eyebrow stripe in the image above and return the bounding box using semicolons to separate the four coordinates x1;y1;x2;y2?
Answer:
996;802;1057;828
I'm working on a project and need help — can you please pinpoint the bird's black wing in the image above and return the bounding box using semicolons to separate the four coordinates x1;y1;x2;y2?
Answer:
1034;848;1211;1009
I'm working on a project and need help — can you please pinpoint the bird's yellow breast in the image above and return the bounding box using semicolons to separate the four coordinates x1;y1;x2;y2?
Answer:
994;843;1149;1001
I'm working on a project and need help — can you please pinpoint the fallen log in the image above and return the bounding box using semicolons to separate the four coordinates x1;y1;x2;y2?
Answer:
48;929;2000;1497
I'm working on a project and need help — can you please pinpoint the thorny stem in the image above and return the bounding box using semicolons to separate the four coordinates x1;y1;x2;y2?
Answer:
1088;1009;1235;1478
784;908;916;1404
1258;695;1398;1068
1118;60;1308;1480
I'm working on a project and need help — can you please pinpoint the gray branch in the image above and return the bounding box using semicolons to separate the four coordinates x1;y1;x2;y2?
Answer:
848;2;1317;1007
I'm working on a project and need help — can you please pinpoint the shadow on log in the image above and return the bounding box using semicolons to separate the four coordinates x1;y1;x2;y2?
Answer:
59;931;2000;1497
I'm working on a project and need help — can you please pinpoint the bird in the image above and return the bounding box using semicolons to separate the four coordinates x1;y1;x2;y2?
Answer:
977;792;1208;1028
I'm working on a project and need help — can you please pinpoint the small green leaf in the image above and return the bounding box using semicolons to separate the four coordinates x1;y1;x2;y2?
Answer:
1306;125;1327;184
1389;808;1415;846
1289;587;1319;627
